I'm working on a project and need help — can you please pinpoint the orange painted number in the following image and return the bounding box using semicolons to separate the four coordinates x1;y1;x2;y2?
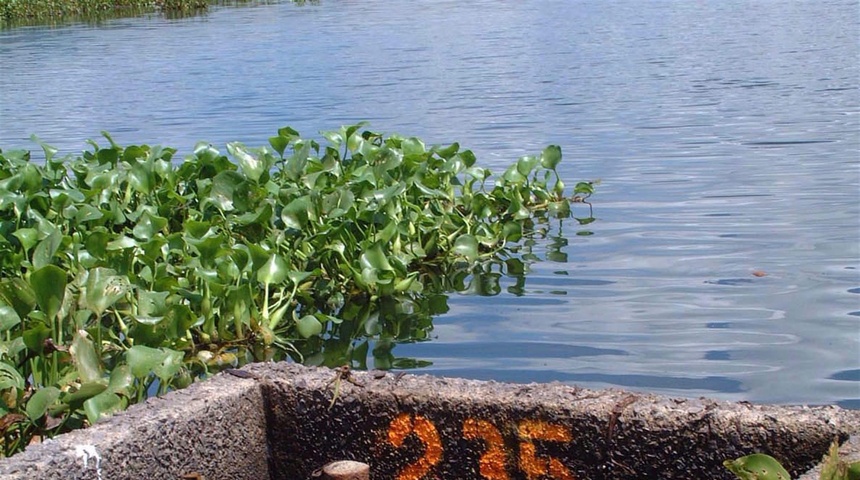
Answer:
462;418;510;480
518;420;575;480
388;413;443;480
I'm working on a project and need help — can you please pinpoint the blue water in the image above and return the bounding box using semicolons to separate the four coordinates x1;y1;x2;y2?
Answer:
1;0;858;407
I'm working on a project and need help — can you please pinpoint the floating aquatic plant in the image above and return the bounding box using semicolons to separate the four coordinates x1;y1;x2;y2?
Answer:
0;124;594;455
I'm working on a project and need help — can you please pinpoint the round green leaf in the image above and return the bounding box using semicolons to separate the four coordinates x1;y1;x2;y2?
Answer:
84;390;124;424
128;346;184;382
516;155;539;177
296;314;322;338
540;145;562;170
257;254;289;285
452;235;479;263
26;386;61;421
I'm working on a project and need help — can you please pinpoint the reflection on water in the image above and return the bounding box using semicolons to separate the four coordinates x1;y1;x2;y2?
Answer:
0;0;858;407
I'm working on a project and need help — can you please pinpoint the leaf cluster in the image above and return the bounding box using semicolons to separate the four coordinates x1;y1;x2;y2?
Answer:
0;124;592;455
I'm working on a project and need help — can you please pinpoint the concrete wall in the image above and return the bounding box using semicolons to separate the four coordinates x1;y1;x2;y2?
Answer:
0;363;857;480
0;373;269;480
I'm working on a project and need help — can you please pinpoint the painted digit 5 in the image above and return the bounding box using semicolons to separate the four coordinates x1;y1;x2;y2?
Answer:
518;420;576;480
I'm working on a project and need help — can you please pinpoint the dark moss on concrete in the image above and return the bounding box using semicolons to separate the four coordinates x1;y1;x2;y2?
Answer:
249;363;859;480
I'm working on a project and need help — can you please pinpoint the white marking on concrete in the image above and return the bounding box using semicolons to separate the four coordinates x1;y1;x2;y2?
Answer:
74;444;102;480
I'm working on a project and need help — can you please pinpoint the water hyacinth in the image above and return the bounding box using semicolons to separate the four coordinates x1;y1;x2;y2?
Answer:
0;124;594;455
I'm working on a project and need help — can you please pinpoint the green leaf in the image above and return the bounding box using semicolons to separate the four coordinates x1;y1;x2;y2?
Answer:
106;365;134;395
106;235;138;250
30;265;66;321
137;290;169;318
268;135;289;157
281;196;311;230
210;171;243;211
502;222;523;242
183;220;212;239
84;268;130;318
360;243;394;272
296;314;322;338
502;164;527;185
0;278;36;320
126;345;184;381
132;212;168;240
12;228;39;252
84;231;110;259
540;145;562;170
452;235;479;263
547;199;571;218
401;137;426;156
62;382;107;409
0;362;25;391
0;306;21;332
32;228;62;270
574;181;594;195
30;134;58;164
228;142;268;183
26;386;61;421
516;155;539;177
129;163;155;194
83;365;132;424
723;453;790;480
22;322;51;355
75;204;104;223
257;254;289;285
186;234;224;266
288;270;313;285
83;390;124;425
164;304;197;338
71;331;103;383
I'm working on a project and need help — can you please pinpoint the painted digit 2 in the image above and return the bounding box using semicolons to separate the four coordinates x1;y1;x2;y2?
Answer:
463;418;510;480
388;413;443;480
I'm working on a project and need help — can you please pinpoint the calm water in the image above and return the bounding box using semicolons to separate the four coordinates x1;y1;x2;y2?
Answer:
1;0;858;407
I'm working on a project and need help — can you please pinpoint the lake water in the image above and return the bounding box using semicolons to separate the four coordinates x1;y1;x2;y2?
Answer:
1;0;858;407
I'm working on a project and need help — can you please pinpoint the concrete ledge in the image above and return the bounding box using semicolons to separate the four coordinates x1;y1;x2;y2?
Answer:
0;373;268;480
0;362;857;480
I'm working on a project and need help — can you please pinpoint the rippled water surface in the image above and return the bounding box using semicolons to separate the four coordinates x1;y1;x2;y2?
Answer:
1;0;858;406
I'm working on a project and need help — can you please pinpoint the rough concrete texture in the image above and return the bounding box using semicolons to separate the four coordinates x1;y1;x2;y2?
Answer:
246;363;860;480
0;373;268;480
0;362;857;480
